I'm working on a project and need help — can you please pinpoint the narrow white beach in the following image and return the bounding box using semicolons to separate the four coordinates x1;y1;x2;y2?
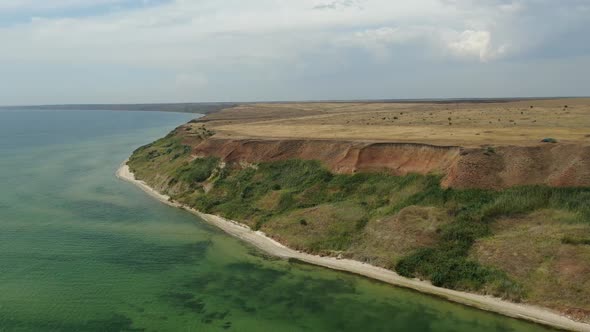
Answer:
117;162;590;332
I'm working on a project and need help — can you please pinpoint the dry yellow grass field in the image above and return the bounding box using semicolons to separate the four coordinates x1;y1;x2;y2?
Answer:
200;98;590;147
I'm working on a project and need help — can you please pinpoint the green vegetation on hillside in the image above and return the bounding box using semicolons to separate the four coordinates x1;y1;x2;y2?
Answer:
128;133;590;303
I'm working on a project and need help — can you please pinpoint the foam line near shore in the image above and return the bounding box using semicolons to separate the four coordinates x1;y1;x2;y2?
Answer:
116;161;590;332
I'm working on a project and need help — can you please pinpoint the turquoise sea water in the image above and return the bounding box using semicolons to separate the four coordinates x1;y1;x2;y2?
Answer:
0;110;556;332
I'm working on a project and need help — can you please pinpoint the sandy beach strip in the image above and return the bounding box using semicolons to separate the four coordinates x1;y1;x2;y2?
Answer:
116;162;590;332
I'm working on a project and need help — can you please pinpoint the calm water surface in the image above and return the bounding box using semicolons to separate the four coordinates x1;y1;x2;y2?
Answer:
0;110;556;331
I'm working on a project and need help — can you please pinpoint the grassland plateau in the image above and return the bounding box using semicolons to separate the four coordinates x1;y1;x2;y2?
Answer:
125;98;590;330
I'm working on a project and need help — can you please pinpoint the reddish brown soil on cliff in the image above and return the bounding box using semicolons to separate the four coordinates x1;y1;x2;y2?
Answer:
443;144;590;189
181;98;590;189
189;138;459;176
181;137;590;189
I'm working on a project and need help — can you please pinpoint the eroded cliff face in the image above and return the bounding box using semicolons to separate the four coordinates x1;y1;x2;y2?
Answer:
443;145;590;189
183;135;590;189
190;138;459;175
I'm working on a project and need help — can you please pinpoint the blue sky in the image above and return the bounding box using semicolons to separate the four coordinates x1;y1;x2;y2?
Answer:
0;0;589;105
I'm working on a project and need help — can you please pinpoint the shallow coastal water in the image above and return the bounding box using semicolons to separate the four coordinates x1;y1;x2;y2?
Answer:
0;110;557;332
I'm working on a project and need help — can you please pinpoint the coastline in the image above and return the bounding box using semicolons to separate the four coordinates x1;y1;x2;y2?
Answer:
116;162;590;332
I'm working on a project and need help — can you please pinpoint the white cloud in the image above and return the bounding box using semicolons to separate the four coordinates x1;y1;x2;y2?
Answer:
447;30;508;62
338;26;513;62
1;1;448;68
340;27;417;46
0;1;495;68
336;27;417;60
0;0;585;67
313;0;364;11
0;0;588;103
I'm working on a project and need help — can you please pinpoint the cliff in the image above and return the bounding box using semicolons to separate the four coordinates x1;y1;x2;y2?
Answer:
127;119;590;325
184;136;590;190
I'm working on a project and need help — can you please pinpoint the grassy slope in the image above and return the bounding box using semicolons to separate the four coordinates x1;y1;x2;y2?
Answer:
128;129;590;318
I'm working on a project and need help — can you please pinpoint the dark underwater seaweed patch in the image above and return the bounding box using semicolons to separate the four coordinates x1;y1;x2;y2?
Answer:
0;313;144;332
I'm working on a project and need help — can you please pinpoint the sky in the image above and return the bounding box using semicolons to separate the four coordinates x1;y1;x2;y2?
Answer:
0;0;589;105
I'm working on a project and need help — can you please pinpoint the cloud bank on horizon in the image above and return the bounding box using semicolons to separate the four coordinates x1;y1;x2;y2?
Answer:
1;0;589;104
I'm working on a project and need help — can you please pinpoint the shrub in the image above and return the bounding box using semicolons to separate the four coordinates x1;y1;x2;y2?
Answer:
355;217;369;230
562;236;590;245
175;157;219;184
541;138;558;143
